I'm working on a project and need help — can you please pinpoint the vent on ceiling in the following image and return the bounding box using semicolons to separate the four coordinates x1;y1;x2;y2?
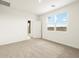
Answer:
0;0;10;7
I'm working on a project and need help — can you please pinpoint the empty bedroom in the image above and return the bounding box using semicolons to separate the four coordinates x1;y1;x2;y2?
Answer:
0;0;79;58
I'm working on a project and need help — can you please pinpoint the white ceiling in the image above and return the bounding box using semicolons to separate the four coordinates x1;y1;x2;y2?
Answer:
3;0;77;15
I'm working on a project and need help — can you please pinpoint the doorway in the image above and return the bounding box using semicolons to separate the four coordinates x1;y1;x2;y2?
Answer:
27;20;31;38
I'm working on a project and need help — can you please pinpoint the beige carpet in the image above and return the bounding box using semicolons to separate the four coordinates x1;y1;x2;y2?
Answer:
0;38;79;58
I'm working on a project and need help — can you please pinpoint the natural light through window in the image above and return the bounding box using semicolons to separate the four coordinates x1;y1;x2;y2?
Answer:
47;11;69;31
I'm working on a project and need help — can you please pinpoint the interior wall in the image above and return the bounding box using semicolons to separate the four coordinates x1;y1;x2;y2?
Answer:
41;1;79;49
31;16;41;38
0;5;37;45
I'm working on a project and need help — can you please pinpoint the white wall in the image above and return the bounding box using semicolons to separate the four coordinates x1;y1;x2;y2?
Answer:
0;5;38;45
41;1;79;49
31;16;41;38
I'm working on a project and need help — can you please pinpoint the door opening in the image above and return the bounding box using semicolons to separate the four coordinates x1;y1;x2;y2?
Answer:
27;20;31;39
28;20;31;34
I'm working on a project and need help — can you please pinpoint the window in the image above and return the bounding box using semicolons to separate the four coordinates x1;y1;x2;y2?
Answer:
47;11;69;31
47;15;55;31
